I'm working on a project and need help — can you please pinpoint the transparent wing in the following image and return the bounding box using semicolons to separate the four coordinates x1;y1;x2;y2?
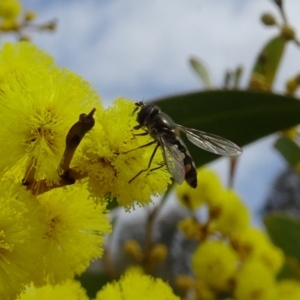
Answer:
176;124;242;156
157;134;185;184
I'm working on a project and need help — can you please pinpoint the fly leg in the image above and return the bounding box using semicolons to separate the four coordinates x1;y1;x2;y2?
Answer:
146;163;165;175
129;143;161;183
127;126;148;142
123;140;156;154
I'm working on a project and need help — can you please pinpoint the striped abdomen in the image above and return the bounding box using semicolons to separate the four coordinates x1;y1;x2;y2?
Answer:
174;139;197;188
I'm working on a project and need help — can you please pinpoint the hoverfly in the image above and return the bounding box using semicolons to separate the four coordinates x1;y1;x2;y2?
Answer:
128;101;242;188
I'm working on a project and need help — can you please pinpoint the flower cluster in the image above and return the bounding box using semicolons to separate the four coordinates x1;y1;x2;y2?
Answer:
0;0;56;40
175;167;297;300
0;62;99;186
0;41;172;299
0;181;110;300
17;268;180;300
0;0;21;24
0;41;170;204
0;183;43;300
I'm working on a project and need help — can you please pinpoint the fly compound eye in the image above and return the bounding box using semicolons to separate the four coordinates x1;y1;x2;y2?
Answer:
137;105;159;126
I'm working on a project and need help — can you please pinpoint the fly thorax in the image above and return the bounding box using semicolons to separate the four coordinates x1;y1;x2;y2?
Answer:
153;113;177;132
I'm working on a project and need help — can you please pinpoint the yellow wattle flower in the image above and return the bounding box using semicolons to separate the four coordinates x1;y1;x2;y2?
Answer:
211;189;250;236
96;268;179;300
17;280;89;300
176;167;223;210
178;217;202;240
277;280;300;300
33;185;111;284
0;59;100;185
191;240;238;291
0;42;54;83
234;259;277;300
0;184;44;300
232;227;284;274
0;0;21;20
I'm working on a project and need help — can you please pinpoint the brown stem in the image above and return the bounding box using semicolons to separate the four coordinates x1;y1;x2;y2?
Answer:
25;168;89;195
24;108;96;195
142;207;159;274
60;108;96;172
273;0;288;24
228;156;239;188
23;159;37;185
102;247;118;280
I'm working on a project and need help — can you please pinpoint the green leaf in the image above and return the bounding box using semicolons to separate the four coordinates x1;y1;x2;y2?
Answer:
189;57;212;88
151;90;300;167
264;213;300;261
274;136;300;166
106;197;119;211
251;35;286;87
76;271;110;299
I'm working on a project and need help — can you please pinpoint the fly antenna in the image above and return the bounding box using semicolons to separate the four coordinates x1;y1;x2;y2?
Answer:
132;101;144;116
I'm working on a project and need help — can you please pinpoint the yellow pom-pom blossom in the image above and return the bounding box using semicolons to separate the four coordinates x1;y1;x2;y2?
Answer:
256;241;284;274
176;167;223;210
232;227;284;274
178;217;202;240
191;240;238;291
96;268;179;300
211;189;250;236
17;280;89;300
0;185;44;300
123;239;143;262
232;227;267;258
0;65;100;186
193;280;215;300
0;0;21;20
277;280;300;300
0;42;54;82
234;259;277;300
33;185;111;284
175;275;195;295
148;243;168;268
24;10;36;22
74;98;171;209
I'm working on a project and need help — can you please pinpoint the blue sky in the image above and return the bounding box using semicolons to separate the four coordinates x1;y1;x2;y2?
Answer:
12;0;300;222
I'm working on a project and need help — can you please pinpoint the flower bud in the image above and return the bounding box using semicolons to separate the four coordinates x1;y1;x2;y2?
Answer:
281;25;296;41
175;275;195;294
261;13;276;26
149;243;167;265
286;78;298;95
249;73;270;92
123;239;143;262
24;10;37;22
39;20;57;31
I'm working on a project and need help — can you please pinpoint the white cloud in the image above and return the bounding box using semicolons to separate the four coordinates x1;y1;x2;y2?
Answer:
23;0;295;101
